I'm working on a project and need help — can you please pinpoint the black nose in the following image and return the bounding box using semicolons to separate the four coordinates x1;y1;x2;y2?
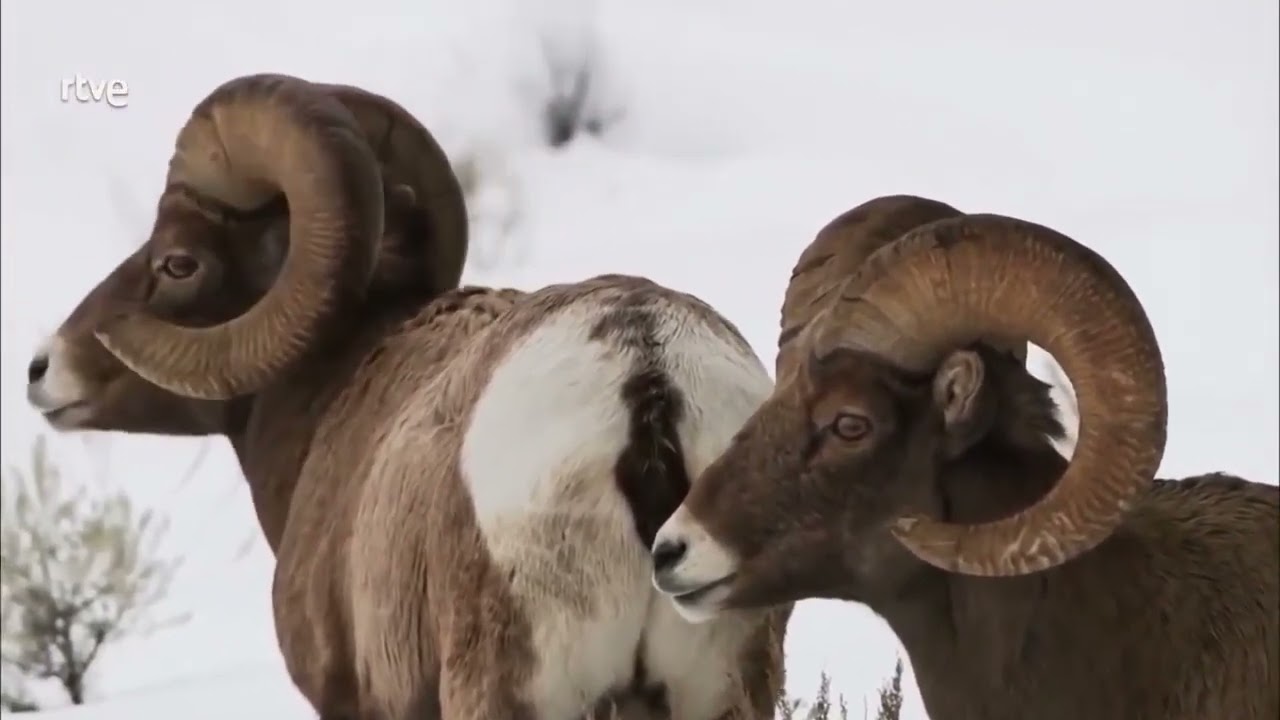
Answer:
27;354;49;384
651;538;688;573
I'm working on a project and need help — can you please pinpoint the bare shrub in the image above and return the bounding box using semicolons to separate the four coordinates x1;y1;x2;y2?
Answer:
0;435;187;708
777;662;904;720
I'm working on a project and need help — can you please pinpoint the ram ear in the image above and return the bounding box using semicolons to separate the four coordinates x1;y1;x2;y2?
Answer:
371;182;452;297
932;349;996;457
227;211;291;298
387;182;416;207
234;182;441;301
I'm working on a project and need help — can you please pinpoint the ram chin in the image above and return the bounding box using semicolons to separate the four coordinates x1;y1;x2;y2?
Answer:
27;383;92;430
657;574;737;624
43;403;94;429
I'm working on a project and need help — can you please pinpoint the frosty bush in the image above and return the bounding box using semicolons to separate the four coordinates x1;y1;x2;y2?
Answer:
779;661;905;720
0;435;185;709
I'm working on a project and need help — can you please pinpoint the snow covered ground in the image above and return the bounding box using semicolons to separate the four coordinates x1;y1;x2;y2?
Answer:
1;0;1275;718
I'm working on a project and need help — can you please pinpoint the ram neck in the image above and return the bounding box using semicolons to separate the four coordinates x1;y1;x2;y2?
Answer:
219;287;525;555
223;319;384;553
225;381;333;552
873;437;1069;716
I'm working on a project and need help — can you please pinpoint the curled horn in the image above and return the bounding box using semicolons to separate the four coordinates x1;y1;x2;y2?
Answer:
777;196;1027;381
822;212;1167;576
97;74;383;399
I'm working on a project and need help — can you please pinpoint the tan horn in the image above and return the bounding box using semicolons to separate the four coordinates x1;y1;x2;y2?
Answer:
317;83;468;294
95;74;385;399
825;213;1167;576
779;195;1025;381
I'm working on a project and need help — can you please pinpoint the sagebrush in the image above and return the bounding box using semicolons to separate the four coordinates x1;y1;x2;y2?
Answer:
779;660;905;720
0;436;185;710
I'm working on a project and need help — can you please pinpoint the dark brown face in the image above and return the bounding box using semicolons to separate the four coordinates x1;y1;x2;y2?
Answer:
650;347;977;621
25;193;288;435
652;199;1169;621
25;73;473;433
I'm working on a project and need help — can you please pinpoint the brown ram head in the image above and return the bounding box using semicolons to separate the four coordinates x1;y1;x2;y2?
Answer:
26;74;467;434
651;194;1168;617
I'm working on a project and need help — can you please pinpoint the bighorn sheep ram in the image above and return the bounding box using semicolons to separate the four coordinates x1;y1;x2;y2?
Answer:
25;74;790;720
651;195;1280;720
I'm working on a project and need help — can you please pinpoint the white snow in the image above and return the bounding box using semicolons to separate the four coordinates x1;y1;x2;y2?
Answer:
1;0;1275;718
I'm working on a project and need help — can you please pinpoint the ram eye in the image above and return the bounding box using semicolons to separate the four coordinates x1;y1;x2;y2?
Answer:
831;412;872;442
158;253;200;280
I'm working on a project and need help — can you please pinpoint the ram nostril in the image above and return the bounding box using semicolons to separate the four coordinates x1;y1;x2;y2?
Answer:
651;538;688;573
27;355;49;385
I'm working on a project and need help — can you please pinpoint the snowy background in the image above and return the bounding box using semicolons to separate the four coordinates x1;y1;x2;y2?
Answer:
2;0;1276;718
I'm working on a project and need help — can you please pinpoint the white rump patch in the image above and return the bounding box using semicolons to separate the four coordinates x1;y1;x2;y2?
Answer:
462;303;648;718
459;297;775;719
650;314;773;483
462;304;636;555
